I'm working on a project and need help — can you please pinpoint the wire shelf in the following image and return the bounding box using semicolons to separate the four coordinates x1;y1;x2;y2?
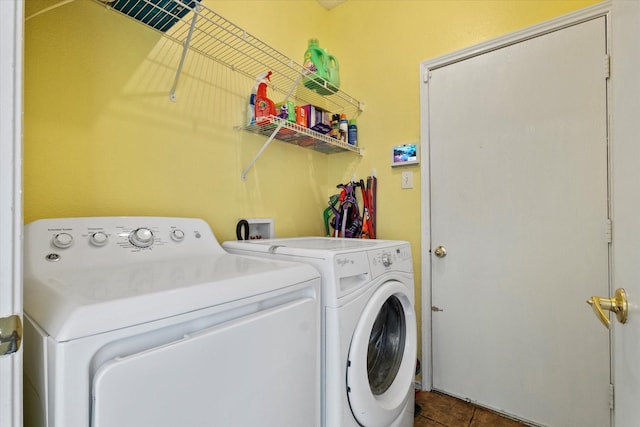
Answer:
245;116;360;155
95;0;364;179
96;0;364;118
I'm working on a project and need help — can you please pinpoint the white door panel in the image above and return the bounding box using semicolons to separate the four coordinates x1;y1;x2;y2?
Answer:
426;16;610;426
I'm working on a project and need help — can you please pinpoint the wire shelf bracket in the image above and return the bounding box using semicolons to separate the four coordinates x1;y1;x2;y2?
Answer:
169;3;200;102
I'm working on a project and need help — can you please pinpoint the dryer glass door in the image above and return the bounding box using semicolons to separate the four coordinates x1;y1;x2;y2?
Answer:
346;280;417;427
368;295;406;395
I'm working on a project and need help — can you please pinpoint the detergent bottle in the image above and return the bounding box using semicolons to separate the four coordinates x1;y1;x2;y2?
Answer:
318;54;340;95
303;39;329;91
254;71;276;125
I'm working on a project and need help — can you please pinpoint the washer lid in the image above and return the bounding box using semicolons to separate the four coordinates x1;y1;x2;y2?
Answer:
24;253;319;342
223;237;405;256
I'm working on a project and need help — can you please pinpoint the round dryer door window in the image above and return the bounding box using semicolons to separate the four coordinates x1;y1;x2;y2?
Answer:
346;280;417;427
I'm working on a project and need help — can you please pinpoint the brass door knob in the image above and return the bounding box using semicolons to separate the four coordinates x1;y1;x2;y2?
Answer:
586;288;628;329
0;314;22;356
434;246;447;258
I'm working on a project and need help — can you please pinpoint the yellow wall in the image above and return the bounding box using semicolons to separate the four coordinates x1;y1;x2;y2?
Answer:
24;0;333;243
24;0;600;374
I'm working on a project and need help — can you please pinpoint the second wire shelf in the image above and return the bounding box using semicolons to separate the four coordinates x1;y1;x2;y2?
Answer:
244;116;361;155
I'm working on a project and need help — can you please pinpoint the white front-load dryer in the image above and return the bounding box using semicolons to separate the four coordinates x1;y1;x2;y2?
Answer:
23;217;321;427
223;237;417;427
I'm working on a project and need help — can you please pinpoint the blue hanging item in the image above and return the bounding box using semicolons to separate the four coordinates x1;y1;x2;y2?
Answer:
110;0;199;32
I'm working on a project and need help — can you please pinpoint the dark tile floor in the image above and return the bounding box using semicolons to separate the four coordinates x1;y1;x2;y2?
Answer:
414;391;528;427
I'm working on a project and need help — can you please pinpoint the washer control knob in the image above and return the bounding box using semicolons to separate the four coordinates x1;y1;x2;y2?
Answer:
170;229;185;242
52;232;74;249
129;228;154;248
89;232;108;247
381;252;392;267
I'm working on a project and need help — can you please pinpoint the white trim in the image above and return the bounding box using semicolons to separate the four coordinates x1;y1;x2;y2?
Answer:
610;1;640;425
0;0;23;426
418;60;432;391
422;1;611;72
419;0;612;392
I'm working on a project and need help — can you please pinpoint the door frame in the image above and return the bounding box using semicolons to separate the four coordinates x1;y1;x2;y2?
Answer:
419;1;612;392
610;1;640;426
0;1;23;426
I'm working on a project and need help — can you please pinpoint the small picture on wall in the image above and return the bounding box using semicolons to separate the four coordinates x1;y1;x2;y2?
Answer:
391;143;419;167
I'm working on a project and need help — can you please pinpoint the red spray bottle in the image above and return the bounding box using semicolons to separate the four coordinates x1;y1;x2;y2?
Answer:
254;71;276;125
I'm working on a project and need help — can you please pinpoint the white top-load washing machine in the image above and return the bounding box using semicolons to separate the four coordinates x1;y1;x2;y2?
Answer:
23;217;321;427
222;237;417;427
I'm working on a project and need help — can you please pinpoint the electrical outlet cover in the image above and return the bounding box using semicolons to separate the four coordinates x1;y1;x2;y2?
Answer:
246;218;274;240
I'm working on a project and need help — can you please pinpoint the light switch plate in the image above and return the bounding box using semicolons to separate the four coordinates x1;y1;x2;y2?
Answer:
401;171;413;189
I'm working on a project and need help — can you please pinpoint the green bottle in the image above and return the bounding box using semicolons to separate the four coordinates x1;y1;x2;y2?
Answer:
303;39;329;91
317;54;340;95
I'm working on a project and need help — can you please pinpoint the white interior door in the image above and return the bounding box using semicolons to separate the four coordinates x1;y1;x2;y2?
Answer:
0;1;23;426
426;16;610;427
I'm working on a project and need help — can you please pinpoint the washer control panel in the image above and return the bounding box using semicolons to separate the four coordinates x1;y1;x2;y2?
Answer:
25;217;223;273
369;244;413;278
329;242;413;300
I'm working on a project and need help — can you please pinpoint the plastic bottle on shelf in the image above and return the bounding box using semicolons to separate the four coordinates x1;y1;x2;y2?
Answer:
327;54;340;92
247;71;271;126
317;54;340;95
303;39;329;91
339;114;348;142
254;71;276;125
348;119;357;146
330;114;340;138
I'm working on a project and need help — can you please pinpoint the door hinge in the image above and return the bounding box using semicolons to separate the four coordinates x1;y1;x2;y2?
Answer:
609;383;615;409
0;314;22;356
606;218;612;243
423;66;431;83
604;54;611;80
